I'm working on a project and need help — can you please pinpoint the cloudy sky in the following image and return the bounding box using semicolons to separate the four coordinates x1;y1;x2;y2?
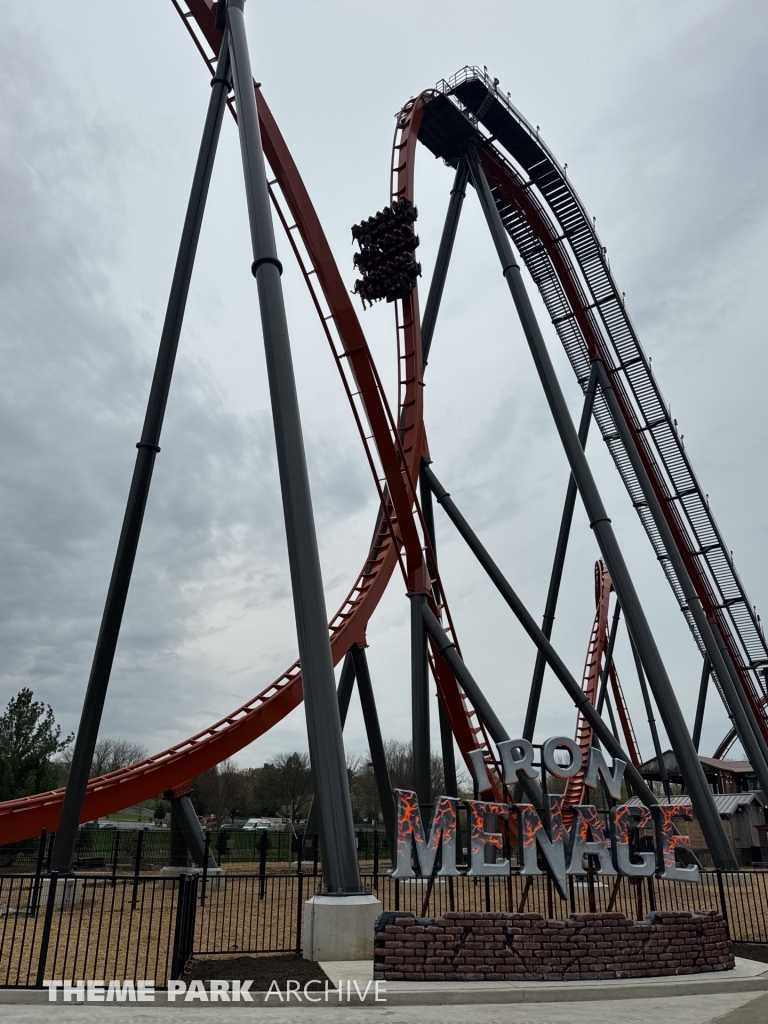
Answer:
1;0;766;780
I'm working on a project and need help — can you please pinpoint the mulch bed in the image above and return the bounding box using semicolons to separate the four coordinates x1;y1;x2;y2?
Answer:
732;942;768;965
182;953;333;989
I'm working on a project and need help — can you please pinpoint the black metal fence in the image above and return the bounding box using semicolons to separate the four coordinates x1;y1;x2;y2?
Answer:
0;827;391;876
1;868;766;989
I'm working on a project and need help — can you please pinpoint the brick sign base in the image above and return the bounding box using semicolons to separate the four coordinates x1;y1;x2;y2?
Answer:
374;910;733;982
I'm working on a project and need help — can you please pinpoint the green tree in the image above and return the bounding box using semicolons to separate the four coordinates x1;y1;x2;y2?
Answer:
0;688;73;801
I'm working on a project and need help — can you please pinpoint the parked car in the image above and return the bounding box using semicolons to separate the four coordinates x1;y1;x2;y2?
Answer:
243;818;271;831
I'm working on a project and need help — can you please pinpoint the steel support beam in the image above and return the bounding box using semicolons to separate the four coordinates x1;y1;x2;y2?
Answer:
173;794;218;869
226;0;360;893
628;631;672;800
50;39;232;874
467;144;736;869
593;360;768;800
692;656;710;753
410;594;431;804
336;648;357;728
437;700;459;798
596;601;621;716
524;362;598;741
350;645;396;850
421;159;469;364
422;463;661;810
421;605;543;807
421;461;441;606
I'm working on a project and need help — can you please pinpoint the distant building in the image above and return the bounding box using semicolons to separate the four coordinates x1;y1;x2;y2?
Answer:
632;749;766;864
638;750;760;794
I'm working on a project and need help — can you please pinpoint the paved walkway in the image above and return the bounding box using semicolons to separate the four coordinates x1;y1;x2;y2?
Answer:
0;992;765;1023
2;958;766;1023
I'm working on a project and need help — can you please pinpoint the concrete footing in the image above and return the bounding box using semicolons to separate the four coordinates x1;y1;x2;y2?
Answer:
36;876;84;908
303;893;382;962
159;866;224;889
159;866;224;878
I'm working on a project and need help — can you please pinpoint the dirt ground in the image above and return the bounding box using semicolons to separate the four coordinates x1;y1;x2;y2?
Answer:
182;953;331;988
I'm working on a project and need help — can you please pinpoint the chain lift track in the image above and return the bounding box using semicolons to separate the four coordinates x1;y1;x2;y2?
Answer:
0;22;765;840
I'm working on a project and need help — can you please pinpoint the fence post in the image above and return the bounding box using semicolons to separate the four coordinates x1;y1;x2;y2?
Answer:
259;831;269;899
201;830;211;905
295;871;304;955
395;877;400;912
111;831;120;887
170;873;199;980
34;871;58;988
312;834;319;878
647;874;657;912
716;870;730;937
373;830;379;880
568;874;575;914
45;833;54;872
131;830;144;910
29;829;47;915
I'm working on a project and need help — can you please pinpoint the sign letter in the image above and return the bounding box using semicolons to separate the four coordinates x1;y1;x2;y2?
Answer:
391;789;460;878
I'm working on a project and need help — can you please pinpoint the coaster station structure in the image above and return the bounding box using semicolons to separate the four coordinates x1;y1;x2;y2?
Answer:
1;0;767;879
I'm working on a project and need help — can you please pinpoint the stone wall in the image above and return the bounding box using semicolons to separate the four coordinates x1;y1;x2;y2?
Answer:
373;910;733;982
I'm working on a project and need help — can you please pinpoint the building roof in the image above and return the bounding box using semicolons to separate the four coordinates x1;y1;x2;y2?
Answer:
698;756;753;774
626;793;766;813
638;750;755;776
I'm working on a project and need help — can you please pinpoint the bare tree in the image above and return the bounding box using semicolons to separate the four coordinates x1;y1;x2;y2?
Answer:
190;759;254;825
254;752;313;825
56;737;148;785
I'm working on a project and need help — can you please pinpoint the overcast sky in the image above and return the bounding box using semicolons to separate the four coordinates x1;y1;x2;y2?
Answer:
1;1;767;778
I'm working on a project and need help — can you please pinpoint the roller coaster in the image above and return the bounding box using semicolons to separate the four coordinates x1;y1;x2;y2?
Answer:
1;0;767;876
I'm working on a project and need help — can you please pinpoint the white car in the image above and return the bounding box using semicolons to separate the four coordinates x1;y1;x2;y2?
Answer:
242;818;271;831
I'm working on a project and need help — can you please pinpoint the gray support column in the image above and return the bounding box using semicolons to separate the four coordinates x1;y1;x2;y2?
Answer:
421;465;658;810
628;630;672;800
437;701;458;798
303;650;357;841
410;594;431;804
524;362;598;741
421;461;441;606
172;794;218;869
421;160;469;364
692;657;710;753
594;360;768;798
336;649;357;728
169;801;189;867
350;646;396;850
50;40;232;874
466;145;736;869
226;0;360;893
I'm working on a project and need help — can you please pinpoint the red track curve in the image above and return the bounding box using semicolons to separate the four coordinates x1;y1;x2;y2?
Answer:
564;562;641;807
